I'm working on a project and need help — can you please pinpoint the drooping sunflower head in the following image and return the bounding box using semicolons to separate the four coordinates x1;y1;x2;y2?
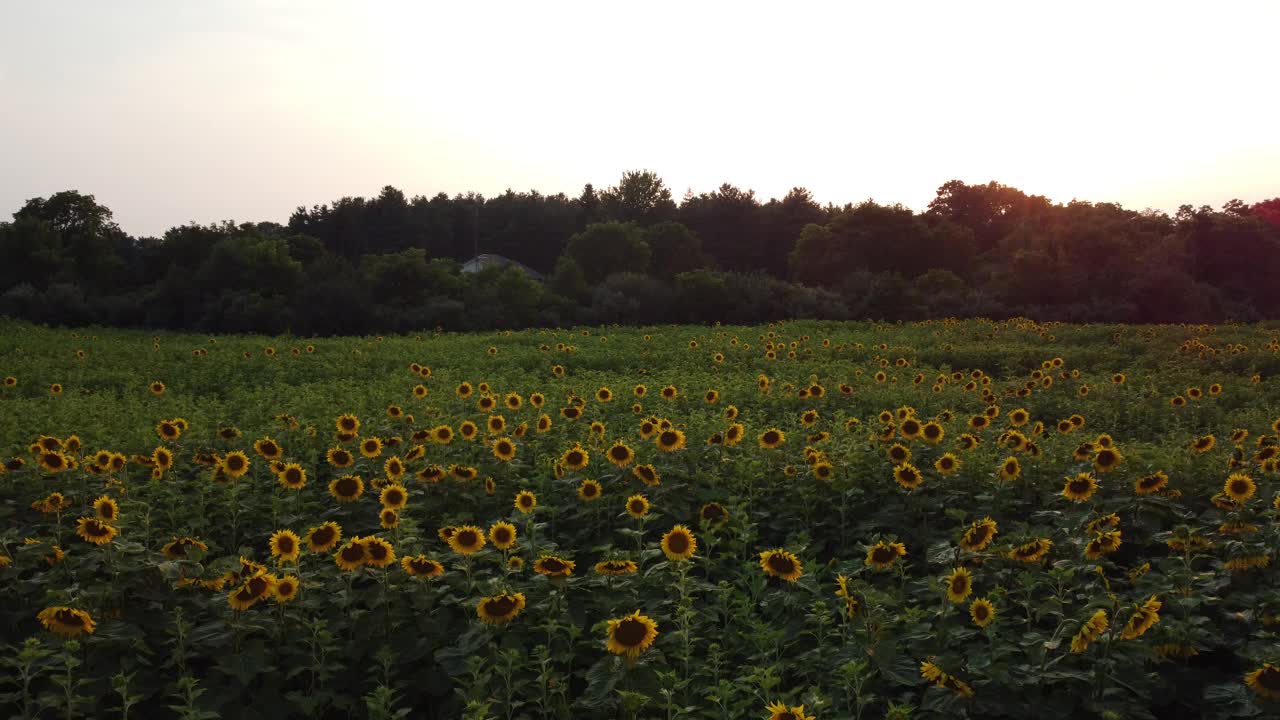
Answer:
759;548;804;581
595;559;638;576
633;464;660;486
1245;663;1280;701
959;517;998;552
37;606;97;637
401;555;445;579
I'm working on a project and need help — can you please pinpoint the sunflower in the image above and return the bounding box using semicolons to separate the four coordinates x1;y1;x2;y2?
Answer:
270;529;301;564
1085;530;1123;559
1009;538;1052;562
76;517;118;545
37;451;70;474
514;490;537;514
401;555;445;579
450;520;488;556
697;502;729;528
374;484;406;511
275;463;306;490
477;592;526;625
920;661;974;698
1062;472;1099;502
333;538;369;571
1070;609;1109;653
1245;663;1280;701
557;444;588;471
764;702;815;720
306;522;342;553
162;537;208;560
488;521;517;550
959;517;998;552
527;556;575;580
451;464;478;481
594;559;638;576
1225;473;1256;502
970;598;995;627
319;474;363;504
723;423;745;447
886;443;911;465
997;456;1021;482
228;573;277;611
628;465;658;489
758;548;804;581
893;463;923;490
92;495;119;522
1131;470;1169;495
659;385;677;400
957;433;980;451
605;610;659;657
363;537;396;568
660;525;697;562
900;418;922;440
655;429;686;452
945;567;973;603
254;437;283;461
578;479;603;502
758;428;785;449
626;494;651;519
37;607;96;637
926;453;959;476
1120;596;1162;640
271;575;300;603
969;415;989;431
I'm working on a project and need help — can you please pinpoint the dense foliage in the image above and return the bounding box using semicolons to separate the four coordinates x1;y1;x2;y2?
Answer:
3;318;1280;719
3;175;1279;334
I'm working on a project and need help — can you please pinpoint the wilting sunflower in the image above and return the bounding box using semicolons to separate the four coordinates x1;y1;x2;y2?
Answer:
534;555;576;577
1062;472;1099;502
334;538;368;571
698;502;729;527
920;661;974;698
37;607;96;637
1009;538;1052;562
758;428;785;449
1085;530;1123;559
633;464;661;486
228;573;276;611
758;548;804;581
490;436;517;463
477;592;526;625
578;479;603;502
162;537;208;560
945;567;973;603
401;555;445;579
560;445;589;471
448;525;486;555
270;529;301;564
1225;473;1257;502
959;517;998;552
764;701;815;720
1134;471;1169;495
605;610;659;657
329;474;364;503
488;521;517;550
893;463;923;490
76;517;118;545
1190;435;1216;454
514;490;537;514
1245;663;1280;701
595;559;638;576
306;521;342;553
661;525;697;561
1120;596;1162;640
1070;609;1110;653
626;494;651;519
451;465;478;481
970;598;995;627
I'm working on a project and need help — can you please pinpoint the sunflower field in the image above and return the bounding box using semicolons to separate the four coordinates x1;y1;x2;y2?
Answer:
3;317;1280;719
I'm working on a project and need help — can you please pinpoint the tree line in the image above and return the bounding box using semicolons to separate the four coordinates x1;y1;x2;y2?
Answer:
2;171;1279;334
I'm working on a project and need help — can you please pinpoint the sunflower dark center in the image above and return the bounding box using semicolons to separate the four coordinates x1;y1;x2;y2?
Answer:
494;528;511;543
486;597;516;616
457;530;479;546
951;576;968;592
387;491;404;504
975;605;990;619
1069;479;1091;493
1230;480;1250;494
340;545;365;562
567;451;584;465
764;431;780;444
630;501;645;513
614;619;648;646
367;543;388;560
1258;668;1280;690
55;609;84;626
767;554;796;574
667;533;690;554
660;432;678;446
336;478;358;495
541;558;566;572
312;528;335;545
86;521;110;536
247;576;269;595
278;537;295;553
582;484;598;496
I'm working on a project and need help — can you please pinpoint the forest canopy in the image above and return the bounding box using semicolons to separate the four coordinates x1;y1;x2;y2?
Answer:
2;172;1278;334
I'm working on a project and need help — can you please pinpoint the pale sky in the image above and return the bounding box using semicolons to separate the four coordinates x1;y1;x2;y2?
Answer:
2;0;1277;237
